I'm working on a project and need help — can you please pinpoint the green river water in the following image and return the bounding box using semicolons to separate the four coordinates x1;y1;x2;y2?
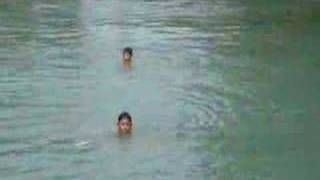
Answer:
0;0;319;179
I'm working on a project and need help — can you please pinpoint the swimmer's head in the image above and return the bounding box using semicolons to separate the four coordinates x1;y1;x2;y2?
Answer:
122;47;133;61
117;112;133;134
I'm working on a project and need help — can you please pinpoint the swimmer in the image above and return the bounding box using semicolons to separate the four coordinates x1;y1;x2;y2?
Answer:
117;112;133;135
122;47;133;70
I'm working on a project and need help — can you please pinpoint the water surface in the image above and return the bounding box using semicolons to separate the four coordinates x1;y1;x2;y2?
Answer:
0;0;319;179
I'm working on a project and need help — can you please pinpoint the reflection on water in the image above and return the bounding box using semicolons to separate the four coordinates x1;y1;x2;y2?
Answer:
0;0;319;179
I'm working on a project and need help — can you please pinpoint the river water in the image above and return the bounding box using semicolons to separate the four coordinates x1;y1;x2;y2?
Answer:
0;0;319;179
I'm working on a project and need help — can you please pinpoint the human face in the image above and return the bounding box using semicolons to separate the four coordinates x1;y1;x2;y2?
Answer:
123;52;132;61
117;118;132;134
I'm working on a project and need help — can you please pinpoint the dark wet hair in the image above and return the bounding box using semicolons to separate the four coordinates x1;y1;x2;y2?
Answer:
118;112;132;123
122;47;133;56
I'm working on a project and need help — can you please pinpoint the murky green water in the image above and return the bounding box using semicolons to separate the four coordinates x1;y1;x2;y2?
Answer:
0;0;319;179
